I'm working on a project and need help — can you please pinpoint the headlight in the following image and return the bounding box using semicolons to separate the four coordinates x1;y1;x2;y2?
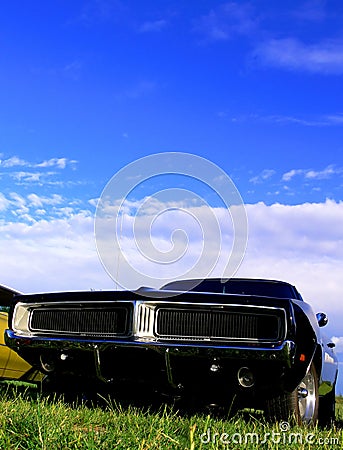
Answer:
12;303;31;334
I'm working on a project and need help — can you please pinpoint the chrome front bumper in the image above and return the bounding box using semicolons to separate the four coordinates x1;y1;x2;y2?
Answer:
6;329;295;364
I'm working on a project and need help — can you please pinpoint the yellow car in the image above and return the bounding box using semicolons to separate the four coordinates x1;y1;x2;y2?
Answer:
0;284;42;382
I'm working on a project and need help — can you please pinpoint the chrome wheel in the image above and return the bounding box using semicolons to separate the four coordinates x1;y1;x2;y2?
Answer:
297;364;318;424
265;362;318;424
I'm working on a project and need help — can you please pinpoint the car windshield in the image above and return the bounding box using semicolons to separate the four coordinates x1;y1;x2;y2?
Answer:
161;279;299;299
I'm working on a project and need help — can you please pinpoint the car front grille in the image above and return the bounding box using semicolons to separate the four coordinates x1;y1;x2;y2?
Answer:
29;304;132;337
155;307;285;342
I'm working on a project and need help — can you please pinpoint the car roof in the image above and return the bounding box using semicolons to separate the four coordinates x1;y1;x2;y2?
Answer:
161;277;294;288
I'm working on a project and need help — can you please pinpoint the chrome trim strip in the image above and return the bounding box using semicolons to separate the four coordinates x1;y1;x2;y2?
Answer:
5;329;294;361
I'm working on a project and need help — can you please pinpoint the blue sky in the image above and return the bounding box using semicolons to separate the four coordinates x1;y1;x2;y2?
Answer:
1;0;343;208
1;1;343;390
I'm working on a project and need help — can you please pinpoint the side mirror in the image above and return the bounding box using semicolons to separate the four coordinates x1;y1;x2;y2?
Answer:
316;312;328;328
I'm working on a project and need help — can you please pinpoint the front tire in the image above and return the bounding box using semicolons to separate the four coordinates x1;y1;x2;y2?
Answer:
266;363;319;425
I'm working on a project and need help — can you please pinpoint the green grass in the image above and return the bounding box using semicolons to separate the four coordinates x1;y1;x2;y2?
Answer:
0;382;342;449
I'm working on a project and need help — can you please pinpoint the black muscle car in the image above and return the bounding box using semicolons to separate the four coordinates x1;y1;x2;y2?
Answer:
5;278;338;424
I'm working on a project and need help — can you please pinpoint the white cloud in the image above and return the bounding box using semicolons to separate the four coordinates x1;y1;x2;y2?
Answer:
227;113;343;127
249;169;276;184
332;337;343;354
244;200;343;258
88;198;99;208
282;165;341;181
9;192;29;216
0;213;110;293
1;156;29;168
254;38;343;74
305;165;338;179
10;171;48;183
0;192;85;223
194;3;343;77
34;157;78;169
0;193;9;211
0;155;77;170
36;158;68;169
282;169;306;181
325;114;343;124
27;193;64;208
0;155;79;187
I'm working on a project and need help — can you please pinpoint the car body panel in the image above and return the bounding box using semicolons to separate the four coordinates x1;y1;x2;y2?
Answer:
0;311;34;379
0;285;43;381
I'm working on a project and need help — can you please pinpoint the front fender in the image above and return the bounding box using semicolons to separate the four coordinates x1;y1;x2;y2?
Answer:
286;300;338;395
285;300;318;391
